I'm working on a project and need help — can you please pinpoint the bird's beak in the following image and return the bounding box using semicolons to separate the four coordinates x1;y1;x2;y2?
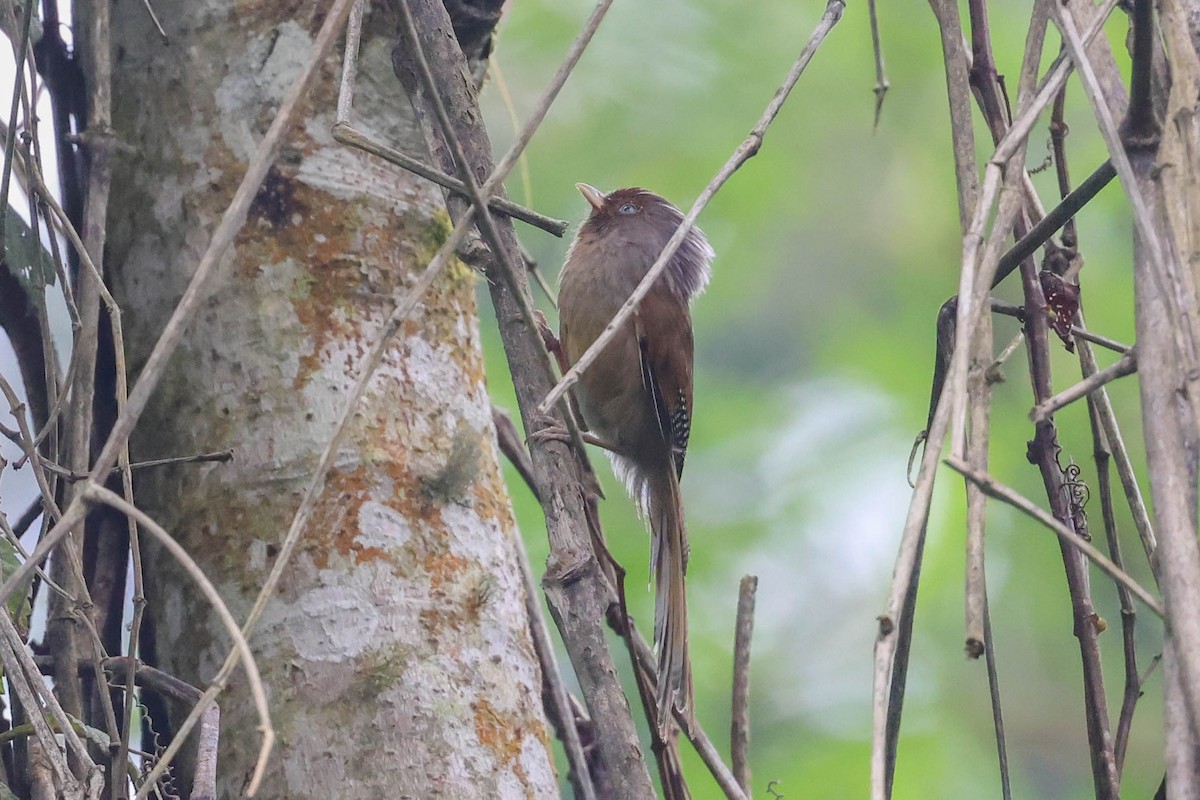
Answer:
576;182;606;212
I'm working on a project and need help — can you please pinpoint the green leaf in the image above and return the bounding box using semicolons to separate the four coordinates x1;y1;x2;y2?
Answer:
0;535;33;637
4;204;55;293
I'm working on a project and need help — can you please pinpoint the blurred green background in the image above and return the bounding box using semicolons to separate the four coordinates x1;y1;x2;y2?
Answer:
477;1;1161;797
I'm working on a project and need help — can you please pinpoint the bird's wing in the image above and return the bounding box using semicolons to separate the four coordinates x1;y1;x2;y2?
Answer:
634;287;694;477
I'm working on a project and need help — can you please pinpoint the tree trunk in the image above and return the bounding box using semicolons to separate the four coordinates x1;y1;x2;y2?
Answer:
105;2;555;796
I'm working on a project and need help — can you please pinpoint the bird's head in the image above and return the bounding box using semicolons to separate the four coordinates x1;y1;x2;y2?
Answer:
573;183;713;299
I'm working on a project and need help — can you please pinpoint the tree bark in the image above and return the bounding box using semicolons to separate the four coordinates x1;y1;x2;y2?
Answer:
106;2;555;797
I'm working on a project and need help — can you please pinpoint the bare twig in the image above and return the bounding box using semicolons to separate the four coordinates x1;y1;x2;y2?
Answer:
927;0;978;234
732;575;757;794
538;0;846;416
945;457;1164;617
1030;348;1137;422
867;0;889;126
492;405;540;501
332;123;568;236
981;600;1012;800
35;450;234;482
988;299;1133;355
1069;325;1132;354
1088;394;1140;776
993;160;1116;286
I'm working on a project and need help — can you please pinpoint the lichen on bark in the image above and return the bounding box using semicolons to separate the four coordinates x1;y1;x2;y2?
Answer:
106;1;555;796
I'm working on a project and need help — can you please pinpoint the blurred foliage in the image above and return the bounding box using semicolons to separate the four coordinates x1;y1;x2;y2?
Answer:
478;1;1161;797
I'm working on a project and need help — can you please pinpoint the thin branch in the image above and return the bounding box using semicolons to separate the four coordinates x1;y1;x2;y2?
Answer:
332;123;568;236
927;0;978;234
34;450;234;482
0;0;36;221
993;159;1116;287
515;507;595;800
492;405;539;501
538;0;846;416
946;457;1165;617
0;633;77;792
1088;393;1141;776
981;600;1012;800
1073;321;1157;565
1030;348;1137;422
10;497;42;538
867;0;889;127
989;300;1132;352
731;575;757;795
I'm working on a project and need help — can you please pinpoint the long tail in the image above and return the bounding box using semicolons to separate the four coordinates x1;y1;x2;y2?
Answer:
648;464;693;735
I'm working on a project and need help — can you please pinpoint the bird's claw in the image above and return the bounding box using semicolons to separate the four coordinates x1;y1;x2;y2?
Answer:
528;416;571;447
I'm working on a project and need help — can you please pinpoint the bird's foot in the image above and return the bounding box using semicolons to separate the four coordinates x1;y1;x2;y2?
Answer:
528;416;572;447
528;419;618;453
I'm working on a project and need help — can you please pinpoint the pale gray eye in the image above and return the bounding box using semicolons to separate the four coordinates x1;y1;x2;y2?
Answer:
618;202;639;215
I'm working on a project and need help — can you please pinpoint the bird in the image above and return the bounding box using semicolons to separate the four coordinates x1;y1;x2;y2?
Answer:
555;182;714;734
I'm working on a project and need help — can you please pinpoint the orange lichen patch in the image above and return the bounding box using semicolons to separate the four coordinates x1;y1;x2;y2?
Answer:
424;550;469;593
418;604;462;635
305;463;383;570
472;698;529;786
471;468;516;529
289;254;373;391
383;456;447;529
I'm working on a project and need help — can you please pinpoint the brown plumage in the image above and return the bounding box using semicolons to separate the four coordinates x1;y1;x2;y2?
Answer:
557;183;713;734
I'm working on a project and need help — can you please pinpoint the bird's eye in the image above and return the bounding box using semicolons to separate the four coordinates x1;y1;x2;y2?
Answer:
618;202;640;215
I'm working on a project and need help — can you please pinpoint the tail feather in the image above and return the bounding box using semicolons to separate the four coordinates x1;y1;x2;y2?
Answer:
609;452;693;734
649;466;692;734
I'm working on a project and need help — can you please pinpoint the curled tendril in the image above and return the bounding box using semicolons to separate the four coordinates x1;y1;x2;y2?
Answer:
1060;460;1091;539
767;780;785;799
137;700;181;800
